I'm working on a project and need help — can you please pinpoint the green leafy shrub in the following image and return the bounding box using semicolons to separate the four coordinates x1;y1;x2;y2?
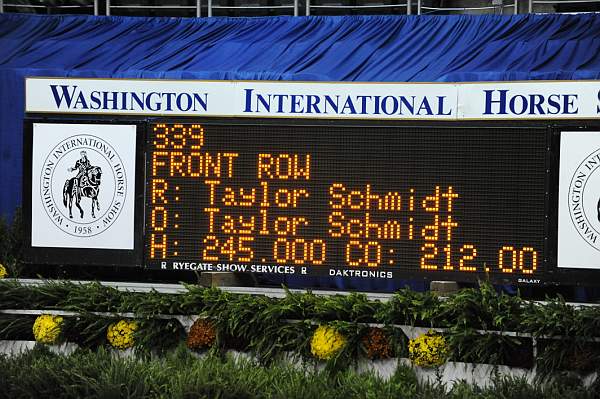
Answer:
1;281;600;375
0;314;36;340
0;208;23;277
376;287;443;327
61;313;118;349
438;284;524;330
0;347;598;399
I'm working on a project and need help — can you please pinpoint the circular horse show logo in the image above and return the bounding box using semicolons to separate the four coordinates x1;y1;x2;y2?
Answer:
39;134;127;238
568;148;600;251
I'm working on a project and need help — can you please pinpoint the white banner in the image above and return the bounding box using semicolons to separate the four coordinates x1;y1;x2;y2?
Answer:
25;77;600;120
31;123;137;250
459;81;600;120
558;131;600;269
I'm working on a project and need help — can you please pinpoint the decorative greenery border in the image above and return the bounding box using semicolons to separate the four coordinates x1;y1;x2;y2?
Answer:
1;280;600;379
3;345;599;399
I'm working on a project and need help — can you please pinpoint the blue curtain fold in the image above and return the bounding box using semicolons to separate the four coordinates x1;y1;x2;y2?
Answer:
2;13;600;219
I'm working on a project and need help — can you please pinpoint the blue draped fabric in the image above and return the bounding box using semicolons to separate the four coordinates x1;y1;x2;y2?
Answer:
2;13;600;291
3;13;600;219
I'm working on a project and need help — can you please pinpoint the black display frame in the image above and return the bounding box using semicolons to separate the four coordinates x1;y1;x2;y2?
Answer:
21;114;600;287
143;117;555;285
545;124;600;286
22;117;146;268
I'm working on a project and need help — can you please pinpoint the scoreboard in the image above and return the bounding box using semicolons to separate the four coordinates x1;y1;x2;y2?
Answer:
143;121;548;282
24;78;600;287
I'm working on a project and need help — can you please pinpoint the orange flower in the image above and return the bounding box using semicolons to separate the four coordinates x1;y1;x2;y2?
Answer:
362;327;392;359
187;318;216;351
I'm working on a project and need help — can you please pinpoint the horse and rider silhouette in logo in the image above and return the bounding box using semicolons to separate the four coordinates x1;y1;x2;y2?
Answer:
62;150;102;219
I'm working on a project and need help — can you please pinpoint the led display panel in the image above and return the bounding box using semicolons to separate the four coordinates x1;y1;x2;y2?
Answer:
145;122;548;283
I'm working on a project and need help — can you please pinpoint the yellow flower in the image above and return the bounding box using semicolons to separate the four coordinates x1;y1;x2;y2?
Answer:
33;314;63;344
408;331;449;368
107;320;138;350
310;325;346;360
0;264;7;279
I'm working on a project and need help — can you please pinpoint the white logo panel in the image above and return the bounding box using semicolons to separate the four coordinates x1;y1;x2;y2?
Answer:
31;123;136;249
558;131;600;268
